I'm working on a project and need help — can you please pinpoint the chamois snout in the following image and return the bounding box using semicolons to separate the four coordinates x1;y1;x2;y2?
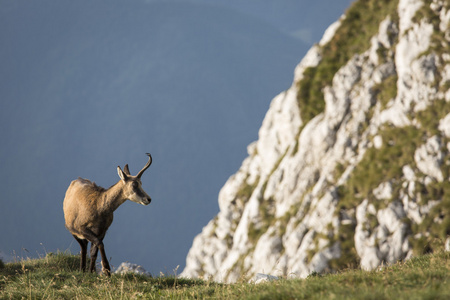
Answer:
142;196;151;205
125;184;152;206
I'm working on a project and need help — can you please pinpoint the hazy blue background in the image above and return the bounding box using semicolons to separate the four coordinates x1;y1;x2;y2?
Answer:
0;0;351;274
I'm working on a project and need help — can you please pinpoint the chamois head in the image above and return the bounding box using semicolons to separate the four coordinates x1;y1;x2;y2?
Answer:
117;153;152;205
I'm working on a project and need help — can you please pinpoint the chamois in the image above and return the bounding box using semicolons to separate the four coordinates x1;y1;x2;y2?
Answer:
63;153;152;275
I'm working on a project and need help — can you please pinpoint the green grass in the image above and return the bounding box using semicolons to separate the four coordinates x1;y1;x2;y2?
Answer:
1;251;450;299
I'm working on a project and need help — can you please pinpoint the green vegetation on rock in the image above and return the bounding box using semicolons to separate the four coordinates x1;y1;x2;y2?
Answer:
296;0;399;124
372;73;398;109
337;126;423;212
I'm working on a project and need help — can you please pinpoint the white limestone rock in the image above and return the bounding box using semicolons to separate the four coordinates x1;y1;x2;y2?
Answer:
414;136;444;182
181;0;450;282
252;273;279;284
439;113;450;138
115;262;151;276
373;182;393;200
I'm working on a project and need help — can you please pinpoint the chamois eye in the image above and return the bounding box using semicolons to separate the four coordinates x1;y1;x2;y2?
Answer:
132;181;138;188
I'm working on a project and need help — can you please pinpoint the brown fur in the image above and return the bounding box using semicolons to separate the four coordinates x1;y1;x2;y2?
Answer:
63;178;123;240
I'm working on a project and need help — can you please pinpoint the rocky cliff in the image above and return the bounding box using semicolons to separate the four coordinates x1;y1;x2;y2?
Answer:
181;0;450;282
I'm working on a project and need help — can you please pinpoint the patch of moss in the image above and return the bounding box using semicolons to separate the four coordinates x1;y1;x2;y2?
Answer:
376;44;392;65
291;128;303;156
328;222;359;271
247;201;276;245
305;234;318;264
232;176;261;241
372;74;398;109
297;66;328;123
416;99;450;136
412;2;439;27
246;147;293;244
278;205;299;237
225;249;253;283
226;233;233;249
305;232;334;265
410;235;433;255
209;216;219;236
334;162;348;181
236;176;260;202
365;213;380;236
410;185;450;255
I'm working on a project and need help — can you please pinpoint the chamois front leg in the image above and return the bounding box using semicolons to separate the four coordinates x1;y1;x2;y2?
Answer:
73;236;88;272
89;241;111;276
89;243;99;273
89;242;111;276
98;243;111;276
78;228;111;276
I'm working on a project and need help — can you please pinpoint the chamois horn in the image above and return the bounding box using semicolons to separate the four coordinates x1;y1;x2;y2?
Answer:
136;153;152;178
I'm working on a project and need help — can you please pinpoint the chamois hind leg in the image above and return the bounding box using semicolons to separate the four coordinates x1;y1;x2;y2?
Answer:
73;235;88;272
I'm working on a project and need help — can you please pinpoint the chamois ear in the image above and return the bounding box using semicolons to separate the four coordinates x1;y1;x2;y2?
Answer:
117;166;128;182
123;164;131;175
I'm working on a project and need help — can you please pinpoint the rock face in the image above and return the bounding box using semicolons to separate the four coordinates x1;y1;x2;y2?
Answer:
181;0;450;282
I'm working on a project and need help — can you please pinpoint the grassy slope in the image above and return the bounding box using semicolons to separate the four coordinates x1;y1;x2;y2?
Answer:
1;251;449;299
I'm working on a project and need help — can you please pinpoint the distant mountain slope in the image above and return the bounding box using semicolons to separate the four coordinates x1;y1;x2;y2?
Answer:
181;0;450;282
0;0;306;274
